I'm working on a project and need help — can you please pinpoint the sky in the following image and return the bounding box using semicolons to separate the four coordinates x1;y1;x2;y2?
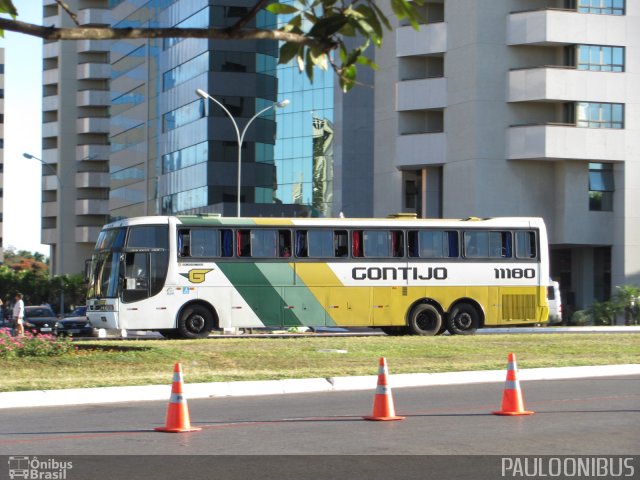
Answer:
1;1;47;256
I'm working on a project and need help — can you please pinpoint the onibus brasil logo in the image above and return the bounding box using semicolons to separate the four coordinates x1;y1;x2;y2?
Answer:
8;456;72;479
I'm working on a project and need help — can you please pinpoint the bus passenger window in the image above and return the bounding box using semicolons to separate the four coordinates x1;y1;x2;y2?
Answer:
464;231;488;258
335;230;348;257
489;231;512;258
238;230;251;257
295;230;308;257
178;230;190;257
515;231;537;259
352;231;363;257
278;230;292;258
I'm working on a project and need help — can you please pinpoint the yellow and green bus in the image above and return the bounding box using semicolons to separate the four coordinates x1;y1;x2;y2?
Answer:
86;215;550;338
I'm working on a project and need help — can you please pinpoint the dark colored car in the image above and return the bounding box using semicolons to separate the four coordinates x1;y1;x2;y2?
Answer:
23;306;59;335
55;306;95;337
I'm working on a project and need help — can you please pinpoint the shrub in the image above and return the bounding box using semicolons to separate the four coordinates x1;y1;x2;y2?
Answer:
0;328;75;358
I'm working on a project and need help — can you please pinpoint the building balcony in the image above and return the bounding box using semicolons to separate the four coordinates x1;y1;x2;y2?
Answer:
77;89;110;107
75;226;102;243
43;42;60;59
77;39;110;54
395;132;446;169
42;201;59;218
508;67;626;104
43;12;60;27
42;175;60;192
76;199;109;215
42;149;58;164
43;68;59;86
43;95;59;112
77;117;110;134
77;8;111;26
77;63;111;80
41;228;58;245
396;77;447;111
76;172;110;189
507;9;628;47
507;124;626;161
76;144;110;161
42;121;59;138
396;22;447;57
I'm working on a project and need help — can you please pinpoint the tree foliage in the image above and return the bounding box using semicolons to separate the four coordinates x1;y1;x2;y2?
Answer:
0;0;423;92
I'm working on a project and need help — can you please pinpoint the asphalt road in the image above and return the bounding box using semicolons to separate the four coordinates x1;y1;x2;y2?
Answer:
2;375;638;455
2;375;638;479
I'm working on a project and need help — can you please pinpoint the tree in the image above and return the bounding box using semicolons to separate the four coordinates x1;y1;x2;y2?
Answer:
0;0;422;92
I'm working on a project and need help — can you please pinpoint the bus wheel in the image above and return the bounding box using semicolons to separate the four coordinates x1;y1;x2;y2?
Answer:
157;329;180;339
447;303;479;335
381;326;409;336
407;304;442;336
177;305;213;339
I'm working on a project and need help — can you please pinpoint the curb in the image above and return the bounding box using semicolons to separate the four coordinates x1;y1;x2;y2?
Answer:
1;364;639;410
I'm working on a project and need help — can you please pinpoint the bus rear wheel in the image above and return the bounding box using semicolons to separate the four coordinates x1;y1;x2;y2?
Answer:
177;305;213;339
407;304;442;336
447;303;480;335
381;326;410;336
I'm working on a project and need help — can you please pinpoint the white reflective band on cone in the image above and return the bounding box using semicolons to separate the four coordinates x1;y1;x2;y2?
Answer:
375;385;390;395
504;380;520;390
170;393;185;403
173;372;183;383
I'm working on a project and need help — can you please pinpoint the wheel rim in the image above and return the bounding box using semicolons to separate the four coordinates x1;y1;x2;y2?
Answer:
187;314;206;333
416;309;438;332
454;312;473;330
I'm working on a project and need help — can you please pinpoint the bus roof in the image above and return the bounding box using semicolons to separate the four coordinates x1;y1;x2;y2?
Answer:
102;215;546;230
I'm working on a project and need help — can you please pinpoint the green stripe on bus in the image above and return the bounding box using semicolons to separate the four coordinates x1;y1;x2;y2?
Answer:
217;262;305;327
256;263;335;327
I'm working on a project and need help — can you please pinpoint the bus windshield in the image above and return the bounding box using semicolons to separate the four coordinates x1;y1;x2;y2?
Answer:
87;225;169;300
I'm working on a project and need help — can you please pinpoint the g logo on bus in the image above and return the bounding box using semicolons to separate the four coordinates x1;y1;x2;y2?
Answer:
180;269;213;284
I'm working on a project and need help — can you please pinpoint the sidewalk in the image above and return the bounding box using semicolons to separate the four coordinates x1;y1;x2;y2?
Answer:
1;363;638;410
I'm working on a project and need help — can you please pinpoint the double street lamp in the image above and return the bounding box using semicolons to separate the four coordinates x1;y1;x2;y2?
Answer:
23;152;65;316
196;89;290;217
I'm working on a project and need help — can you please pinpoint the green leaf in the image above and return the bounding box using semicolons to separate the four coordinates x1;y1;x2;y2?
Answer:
339;65;357;93
309;48;328;71
278;42;301;66
0;0;18;18
308;15;349;38
369;2;392;31
356;55;378;70
305;48;315;82
265;3;300;15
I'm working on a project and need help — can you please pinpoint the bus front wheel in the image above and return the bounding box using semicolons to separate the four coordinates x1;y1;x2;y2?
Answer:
407;304;442;336
447;303;480;335
177;305;213;339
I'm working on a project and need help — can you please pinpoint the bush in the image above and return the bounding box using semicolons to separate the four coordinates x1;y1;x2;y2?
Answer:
569;310;592;326
0;328;75;358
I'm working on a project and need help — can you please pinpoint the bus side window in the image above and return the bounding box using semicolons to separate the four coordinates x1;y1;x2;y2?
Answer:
352;231;363;257
221;230;233;257
238;230;251;257
178;230;190;257
295;230;308;257
391;230;404;257
279;230;292;258
515;230;537;259
334;230;348;257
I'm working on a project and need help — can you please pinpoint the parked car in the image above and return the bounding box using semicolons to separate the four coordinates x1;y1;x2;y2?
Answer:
547;280;563;324
55;306;95;337
23;306;59;335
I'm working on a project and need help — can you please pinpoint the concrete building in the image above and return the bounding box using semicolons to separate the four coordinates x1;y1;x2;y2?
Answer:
40;0;111;275
374;0;639;312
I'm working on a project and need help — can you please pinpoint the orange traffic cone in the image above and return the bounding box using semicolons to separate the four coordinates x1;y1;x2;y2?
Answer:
155;363;202;432
493;353;534;416
363;357;405;421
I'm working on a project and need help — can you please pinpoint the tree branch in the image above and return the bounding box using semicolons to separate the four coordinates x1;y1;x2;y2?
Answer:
227;0;272;34
55;0;80;27
0;17;335;50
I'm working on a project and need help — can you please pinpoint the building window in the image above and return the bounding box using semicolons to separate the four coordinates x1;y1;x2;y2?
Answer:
162;142;209;174
576;45;624;72
162;99;206;132
577;0;625;15
589;163;614;211
163;52;209;91
566;102;624;129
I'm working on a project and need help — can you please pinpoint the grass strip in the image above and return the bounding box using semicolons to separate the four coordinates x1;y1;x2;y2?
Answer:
3;334;638;392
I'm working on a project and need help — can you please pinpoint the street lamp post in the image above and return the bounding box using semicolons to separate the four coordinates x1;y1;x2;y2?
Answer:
23;152;65;316
196;88;289;217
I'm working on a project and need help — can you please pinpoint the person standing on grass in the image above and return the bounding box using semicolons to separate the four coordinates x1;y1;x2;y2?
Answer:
13;293;24;336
